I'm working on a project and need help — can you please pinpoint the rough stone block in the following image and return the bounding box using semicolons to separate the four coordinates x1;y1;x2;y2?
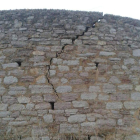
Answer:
81;93;97;100
43;114;53;123
18;96;30;103
56;86;72;93
4;76;18;84
58;66;69;71
29;85;53;94
96;119;116;126
131;92;140;100
61;93;78;101
54;102;71;110
118;84;133;90
89;86;101;92
103;83;116;93
124;101;140;109
133;49;140;56
68;114;86;123
8;86;26;95
72;101;89;108
60;123;79;133
2;96;17;105
35;103;51;110
9;104;25;111
0;104;8;111
99;51;115;56
106;102;123;109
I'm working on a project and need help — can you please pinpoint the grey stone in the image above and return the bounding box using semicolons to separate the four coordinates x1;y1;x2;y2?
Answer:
8;86;26;95
60;123;79;133
58;65;69;71
109;76;121;84
103;83;116;93
4;76;18;84
106;102;123;109
68;114;86;123
99;51;115;56
81;93;97;100
9;121;28;126
133;49;140;56
18;96;30;103
0;111;11;117
89;86;101;92
124;101;140;109
131;92;140;100
63;60;79;65
0;104;8;111
72;101;89;108
118;84;133;90
9;104;25;111
2;63;18;69
56;86;72;93
29;85;53;94
96;119;116;126
0;87;6;95
43;114;53;123
124;58;135;65
61;39;72;45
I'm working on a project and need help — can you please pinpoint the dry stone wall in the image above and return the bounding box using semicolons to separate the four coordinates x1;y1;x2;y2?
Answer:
0;9;140;140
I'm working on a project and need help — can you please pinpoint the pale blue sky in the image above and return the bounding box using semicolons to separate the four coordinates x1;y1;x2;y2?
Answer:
0;0;140;20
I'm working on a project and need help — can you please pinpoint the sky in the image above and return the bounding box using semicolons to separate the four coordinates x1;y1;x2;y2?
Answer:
0;0;140;20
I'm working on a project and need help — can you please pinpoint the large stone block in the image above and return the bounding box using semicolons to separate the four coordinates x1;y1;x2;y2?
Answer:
68;114;86;123
0;104;8;111
72;101;89;108
106;102;123;109
60;123;79;133
18;96;30;103
124;101;140;109
133;49;140;56
103;83;116;93
8;86;26;95
131;92;140;100
56;86;72;93
4;76;18;84
54;102;71;110
9;104;25;111
81;93;97;100
29;85;53;94
43;114;53;123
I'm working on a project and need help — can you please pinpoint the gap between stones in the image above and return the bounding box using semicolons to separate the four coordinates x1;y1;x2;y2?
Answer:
46;18;102;103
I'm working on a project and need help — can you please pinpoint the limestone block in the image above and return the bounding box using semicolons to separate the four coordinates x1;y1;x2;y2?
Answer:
4;76;18;84
8;86;26;95
58;66;69;72
18;96;30;103
124;101;140;109
133;49;140;56
89;86;101;92
0;111;11;117
0;104;8;111
81;93;97;100
118;84;133;90
2;96;17;105
96;119;116;126
103;83;116;93
43;114;53;123
60;123;79;133
72;101;89;108
2;63;18;69
9;104;25;111
106;102;123;109
56;86;72;93
68;114;86;123
99;51;115;56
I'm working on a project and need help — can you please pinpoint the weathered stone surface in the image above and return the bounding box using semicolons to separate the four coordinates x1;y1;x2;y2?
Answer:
9;104;25;111
99;51;115;56
2;63;18;69
0;104;8;111
35;103;51;110
106;102;123;109
54;102;71;110
61;93;78;101
124;101;140;109
118;84;133;90
56;86;72;93
96;119;116;126
103;83;116;93
81;93;97;100
133;49;140;56
4;76;18;84
43;114;53;123
68;114;86;123
131;92;140;100
0;111;11;117
72;101;89;108
21;111;37;116
89;86;101;92
18;96;30;103
29;85;53;94
8;86;26;95
109;76;121;84
9;121;28;126
2;96;17;104
60;123;79;133
0;87;6;95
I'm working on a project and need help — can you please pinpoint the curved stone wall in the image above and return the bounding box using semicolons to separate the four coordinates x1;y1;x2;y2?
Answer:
0;9;140;140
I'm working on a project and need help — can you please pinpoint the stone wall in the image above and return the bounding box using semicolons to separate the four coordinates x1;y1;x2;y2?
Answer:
0;9;140;140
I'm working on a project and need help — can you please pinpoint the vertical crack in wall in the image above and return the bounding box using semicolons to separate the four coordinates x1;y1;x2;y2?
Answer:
46;19;102;101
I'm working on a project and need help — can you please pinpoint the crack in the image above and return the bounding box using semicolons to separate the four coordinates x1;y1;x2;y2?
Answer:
46;18;102;102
